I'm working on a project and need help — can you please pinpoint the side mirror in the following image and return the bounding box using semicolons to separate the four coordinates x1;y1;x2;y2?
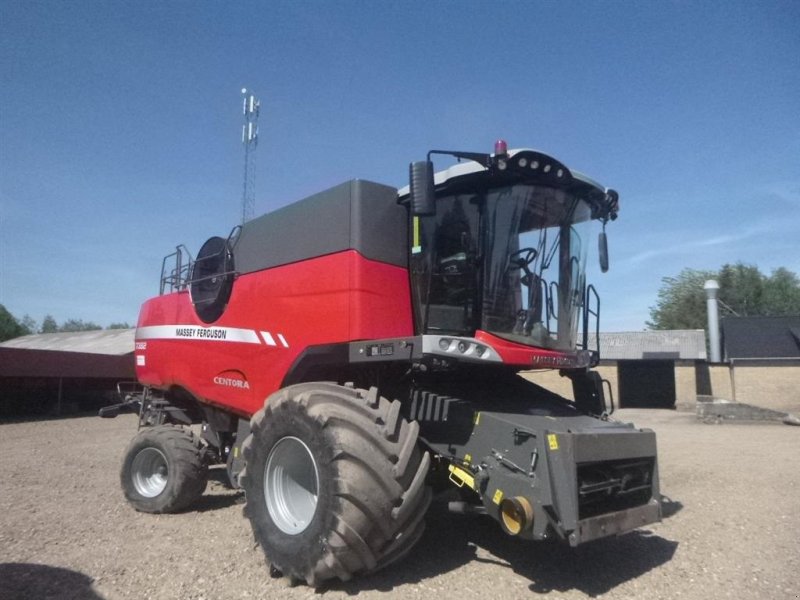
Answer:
409;160;435;216
599;231;609;273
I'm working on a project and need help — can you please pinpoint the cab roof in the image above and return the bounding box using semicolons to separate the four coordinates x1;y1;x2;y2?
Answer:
397;148;608;198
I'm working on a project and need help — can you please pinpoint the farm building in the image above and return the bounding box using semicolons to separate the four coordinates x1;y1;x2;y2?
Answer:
0;329;135;417
713;316;800;414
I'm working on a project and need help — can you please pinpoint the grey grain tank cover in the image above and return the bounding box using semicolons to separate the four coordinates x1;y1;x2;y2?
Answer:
233;180;407;275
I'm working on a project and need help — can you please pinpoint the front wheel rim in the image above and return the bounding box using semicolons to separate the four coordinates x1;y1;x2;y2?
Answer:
264;436;319;535
131;447;169;498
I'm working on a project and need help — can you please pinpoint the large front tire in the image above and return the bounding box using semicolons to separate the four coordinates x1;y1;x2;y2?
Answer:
120;425;208;513
240;383;431;586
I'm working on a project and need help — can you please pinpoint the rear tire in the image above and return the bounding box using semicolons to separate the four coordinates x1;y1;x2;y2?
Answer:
121;425;208;513
240;383;431;586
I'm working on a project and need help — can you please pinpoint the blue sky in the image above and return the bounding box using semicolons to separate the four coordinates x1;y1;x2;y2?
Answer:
1;1;798;331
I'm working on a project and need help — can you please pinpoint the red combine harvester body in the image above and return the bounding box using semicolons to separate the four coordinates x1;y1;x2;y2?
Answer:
137;252;413;416
104;145;661;587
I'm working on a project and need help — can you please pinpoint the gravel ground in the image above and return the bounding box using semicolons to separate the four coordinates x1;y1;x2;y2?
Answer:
1;409;798;600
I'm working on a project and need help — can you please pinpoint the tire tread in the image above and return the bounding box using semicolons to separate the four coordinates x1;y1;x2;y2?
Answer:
121;425;207;514
242;383;431;587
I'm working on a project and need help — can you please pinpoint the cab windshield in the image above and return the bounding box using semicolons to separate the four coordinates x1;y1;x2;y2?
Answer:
410;183;592;351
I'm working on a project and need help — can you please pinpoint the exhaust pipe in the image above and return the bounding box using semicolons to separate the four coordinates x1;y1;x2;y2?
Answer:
704;280;722;363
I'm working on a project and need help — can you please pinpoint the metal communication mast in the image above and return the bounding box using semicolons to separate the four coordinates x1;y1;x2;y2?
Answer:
240;88;260;224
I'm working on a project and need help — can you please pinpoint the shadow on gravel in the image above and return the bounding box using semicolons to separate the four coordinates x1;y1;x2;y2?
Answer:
0;563;106;600
187;466;246;513
660;494;684;519
333;502;678;596
206;465;235;487
518;532;678;596
191;492;244;512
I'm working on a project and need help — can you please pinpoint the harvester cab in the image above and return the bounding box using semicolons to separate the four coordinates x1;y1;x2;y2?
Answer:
104;140;660;588
403;141;619;374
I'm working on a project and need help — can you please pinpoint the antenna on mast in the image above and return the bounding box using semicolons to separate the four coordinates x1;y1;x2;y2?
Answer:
240;88;260;224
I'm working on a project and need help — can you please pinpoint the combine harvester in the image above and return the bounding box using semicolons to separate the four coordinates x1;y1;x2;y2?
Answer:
102;141;660;586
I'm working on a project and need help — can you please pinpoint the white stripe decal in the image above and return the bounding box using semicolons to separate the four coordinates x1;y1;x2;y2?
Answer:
277;333;289;348
136;325;261;344
261;331;277;346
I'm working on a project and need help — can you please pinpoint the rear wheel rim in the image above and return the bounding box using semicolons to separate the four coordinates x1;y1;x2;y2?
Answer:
131;447;169;498
264;436;319;535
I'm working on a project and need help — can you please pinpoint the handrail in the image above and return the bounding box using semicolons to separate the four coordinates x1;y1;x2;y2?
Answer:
582;284;600;358
602;377;615;415
158;226;241;296
160;244;194;294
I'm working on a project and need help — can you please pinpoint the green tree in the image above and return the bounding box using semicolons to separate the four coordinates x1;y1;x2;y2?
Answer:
107;322;131;330
646;268;715;329
717;263;764;315
41;315;58;333
59;319;102;332
0;304;27;342
648;263;800;329
762;268;800;315
19;315;37;335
